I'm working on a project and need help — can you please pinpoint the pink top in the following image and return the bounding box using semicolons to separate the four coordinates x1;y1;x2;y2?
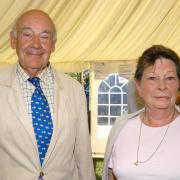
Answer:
109;115;180;180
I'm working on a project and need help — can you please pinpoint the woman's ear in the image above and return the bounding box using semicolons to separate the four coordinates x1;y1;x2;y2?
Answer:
134;79;143;98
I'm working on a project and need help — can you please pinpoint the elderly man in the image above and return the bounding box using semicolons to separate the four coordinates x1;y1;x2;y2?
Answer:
0;9;95;180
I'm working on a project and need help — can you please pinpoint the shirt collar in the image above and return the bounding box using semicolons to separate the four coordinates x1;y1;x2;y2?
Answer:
16;63;54;84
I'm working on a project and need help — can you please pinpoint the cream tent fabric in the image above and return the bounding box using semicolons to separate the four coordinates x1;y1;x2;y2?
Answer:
1;0;180;72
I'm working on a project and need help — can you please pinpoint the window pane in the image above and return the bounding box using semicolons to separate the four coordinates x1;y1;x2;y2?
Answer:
105;75;115;87
110;94;121;104
98;105;109;115
110;106;121;116
122;83;128;91
117;76;128;87
116;80;123;87
111;87;120;92
110;117;116;125
98;117;108;125
122;106;128;115
98;94;109;104
99;82;110;92
123;94;127;104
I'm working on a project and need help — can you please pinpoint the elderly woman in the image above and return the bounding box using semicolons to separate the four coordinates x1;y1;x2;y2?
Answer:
102;45;180;180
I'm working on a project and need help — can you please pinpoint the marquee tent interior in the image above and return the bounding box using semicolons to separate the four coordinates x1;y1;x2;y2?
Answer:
1;0;180;156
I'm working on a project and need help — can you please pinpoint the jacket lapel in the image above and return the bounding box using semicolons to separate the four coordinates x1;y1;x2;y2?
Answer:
43;70;68;166
0;64;40;164
0;65;38;148
8;78;38;149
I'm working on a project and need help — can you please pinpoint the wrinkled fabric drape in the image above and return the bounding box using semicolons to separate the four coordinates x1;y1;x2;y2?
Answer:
1;0;180;72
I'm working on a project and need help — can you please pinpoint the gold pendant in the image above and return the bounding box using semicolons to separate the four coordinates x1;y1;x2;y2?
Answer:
134;161;138;166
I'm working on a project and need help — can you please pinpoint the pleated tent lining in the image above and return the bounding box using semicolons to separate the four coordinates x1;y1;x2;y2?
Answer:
1;0;180;72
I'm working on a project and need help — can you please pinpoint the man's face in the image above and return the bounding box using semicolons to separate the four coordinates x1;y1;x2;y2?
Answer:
10;11;56;76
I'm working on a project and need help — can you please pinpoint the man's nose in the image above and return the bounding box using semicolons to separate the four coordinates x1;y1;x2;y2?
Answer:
32;35;41;48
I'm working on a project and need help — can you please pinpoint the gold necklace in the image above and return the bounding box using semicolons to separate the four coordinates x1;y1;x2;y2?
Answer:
134;110;175;166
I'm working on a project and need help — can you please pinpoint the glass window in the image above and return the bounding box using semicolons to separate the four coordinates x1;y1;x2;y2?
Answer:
99;82;110;92
111;87;121;92
110;94;121;104
98;117;108;125
110;117;116;125
105;75;115;87
97;74;128;126
98;105;109;116
98;94;109;104
110;106;121;116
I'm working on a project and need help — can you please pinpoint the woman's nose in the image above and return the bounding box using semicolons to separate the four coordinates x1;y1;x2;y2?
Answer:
158;79;166;90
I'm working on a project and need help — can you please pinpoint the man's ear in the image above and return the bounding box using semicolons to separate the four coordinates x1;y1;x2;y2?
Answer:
10;31;17;49
50;41;56;53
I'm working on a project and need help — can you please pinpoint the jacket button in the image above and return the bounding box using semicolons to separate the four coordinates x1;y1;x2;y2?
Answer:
40;171;44;177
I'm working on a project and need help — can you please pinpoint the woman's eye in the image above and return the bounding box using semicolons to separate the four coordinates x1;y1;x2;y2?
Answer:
147;76;156;80
166;76;176;80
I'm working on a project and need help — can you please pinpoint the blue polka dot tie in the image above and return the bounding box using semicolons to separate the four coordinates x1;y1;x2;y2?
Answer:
28;77;53;166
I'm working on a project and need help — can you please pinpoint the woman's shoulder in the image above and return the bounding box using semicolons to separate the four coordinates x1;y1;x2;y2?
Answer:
111;109;144;133
106;109;144;148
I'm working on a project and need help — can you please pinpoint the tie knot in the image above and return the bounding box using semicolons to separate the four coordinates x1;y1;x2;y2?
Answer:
28;77;41;88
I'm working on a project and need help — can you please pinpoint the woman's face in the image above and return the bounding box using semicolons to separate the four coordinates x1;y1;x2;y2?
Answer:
135;58;180;110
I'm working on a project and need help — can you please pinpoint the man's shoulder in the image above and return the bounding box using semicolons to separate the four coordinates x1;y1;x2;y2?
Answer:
0;64;15;73
0;64;16;87
0;64;16;80
52;68;83;89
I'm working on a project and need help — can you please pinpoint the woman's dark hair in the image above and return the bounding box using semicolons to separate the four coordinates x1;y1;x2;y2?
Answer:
134;45;180;80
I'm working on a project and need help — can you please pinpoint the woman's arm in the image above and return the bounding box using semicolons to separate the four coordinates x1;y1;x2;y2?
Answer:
108;168;117;180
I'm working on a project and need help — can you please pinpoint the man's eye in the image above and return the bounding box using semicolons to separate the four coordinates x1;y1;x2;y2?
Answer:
21;32;33;39
23;33;31;37
43;36;48;39
40;34;51;40
41;36;49;40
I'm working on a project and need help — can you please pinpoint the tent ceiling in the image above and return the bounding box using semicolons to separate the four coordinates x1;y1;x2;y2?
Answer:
1;0;180;71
